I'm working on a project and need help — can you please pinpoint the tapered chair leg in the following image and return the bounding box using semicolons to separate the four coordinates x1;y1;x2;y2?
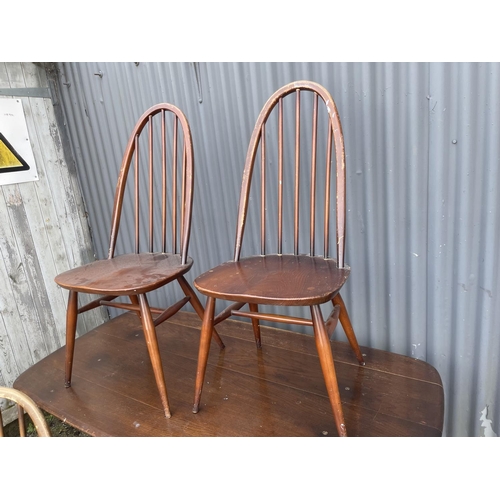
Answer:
177;276;225;349
137;293;171;418
248;303;262;348
332;293;365;366
193;296;216;413
65;290;79;388
129;294;142;319
311;304;347;437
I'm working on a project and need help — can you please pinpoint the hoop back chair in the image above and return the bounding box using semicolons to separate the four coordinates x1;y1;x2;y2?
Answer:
0;387;51;437
55;103;224;419
193;81;365;436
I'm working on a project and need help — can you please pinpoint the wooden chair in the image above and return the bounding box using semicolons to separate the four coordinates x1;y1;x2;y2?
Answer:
55;103;224;419
192;81;365;436
0;387;51;437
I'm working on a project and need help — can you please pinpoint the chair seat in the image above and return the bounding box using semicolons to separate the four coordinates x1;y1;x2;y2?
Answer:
55;253;193;296
194;254;350;306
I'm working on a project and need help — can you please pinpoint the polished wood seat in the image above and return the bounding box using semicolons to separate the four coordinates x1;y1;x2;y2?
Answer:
56;254;193;295
54;103;224;420
192;81;365;437
195;255;349;305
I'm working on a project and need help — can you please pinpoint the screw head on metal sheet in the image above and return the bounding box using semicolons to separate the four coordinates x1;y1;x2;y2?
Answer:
452;140;457;144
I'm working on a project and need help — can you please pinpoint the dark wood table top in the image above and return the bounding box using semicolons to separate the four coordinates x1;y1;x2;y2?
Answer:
14;311;444;437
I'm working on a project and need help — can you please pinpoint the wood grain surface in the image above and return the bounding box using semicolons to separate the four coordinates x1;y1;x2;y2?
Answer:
14;312;444;437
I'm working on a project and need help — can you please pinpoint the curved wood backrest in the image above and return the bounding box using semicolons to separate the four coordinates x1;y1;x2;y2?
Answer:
108;103;194;265
233;81;347;268
0;386;51;437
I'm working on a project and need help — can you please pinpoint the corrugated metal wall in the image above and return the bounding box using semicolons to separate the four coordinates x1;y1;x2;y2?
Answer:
52;62;500;437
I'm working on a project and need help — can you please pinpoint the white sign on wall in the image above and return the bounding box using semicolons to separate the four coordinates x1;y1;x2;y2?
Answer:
0;97;39;186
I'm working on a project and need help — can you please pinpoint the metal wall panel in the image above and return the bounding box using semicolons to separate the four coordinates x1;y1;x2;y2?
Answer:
427;62;500;437
52;62;500;437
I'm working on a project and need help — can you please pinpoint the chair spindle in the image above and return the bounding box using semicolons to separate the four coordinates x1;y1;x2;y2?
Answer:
172;116;178;254
294;89;301;255
18;405;26;436
161;110;167;253
278;97;284;255
324;126;333;258
310;93;318;256
333;105;346;269
181;143;187;250
134;134;140;253
148;116;154;253
260;123;266;255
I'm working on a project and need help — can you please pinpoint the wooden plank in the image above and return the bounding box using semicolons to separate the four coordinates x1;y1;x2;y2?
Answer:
14;312;444;437
2;199;60;353
27;63;108;332
1;66;49;373
0;175;49;371
2;63;66;356
0;63;107;397
19;63;106;337
0;310;19;388
0;63;9;86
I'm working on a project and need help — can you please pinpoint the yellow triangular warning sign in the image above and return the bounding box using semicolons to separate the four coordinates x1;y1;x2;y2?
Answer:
0;132;30;173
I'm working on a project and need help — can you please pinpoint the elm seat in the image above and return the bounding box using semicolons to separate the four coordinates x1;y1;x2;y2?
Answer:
54;103;224;420
194;255;350;306
192;81;365;437
55;254;193;295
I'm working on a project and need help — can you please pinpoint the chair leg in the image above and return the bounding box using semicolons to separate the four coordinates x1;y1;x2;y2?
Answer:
129;295;142;319
65;290;79;388
137;293;171;418
18;405;26;436
193;295;216;413
310;304;348;437
332;293;365;366
248;303;262;348
177;276;225;349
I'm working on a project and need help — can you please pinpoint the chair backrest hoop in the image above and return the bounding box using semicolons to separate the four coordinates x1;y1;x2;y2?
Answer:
233;81;347;268
107;103;194;265
0;386;51;437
